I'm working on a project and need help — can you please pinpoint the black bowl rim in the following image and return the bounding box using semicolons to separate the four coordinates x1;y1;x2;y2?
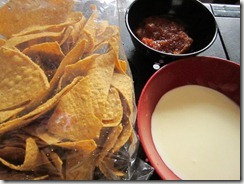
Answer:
125;0;218;57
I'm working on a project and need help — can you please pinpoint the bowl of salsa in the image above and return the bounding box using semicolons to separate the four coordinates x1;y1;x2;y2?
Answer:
125;0;217;63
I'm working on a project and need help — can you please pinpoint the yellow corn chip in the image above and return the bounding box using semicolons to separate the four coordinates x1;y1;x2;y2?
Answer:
4;29;65;49
111;73;134;117
102;87;123;127
22;41;65;81
0;137;41;171
112;120;133;153
96;124;123;166
0;46;49;111
47;76;103;141
0;76;81;135
65;151;96;180
0;0;74;38
0;106;25;123
12;12;84;37
54;140;97;154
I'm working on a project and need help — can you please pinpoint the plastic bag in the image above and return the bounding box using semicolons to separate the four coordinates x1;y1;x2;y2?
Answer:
0;0;153;180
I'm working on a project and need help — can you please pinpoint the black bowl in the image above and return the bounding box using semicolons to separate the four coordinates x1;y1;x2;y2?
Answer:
125;0;218;62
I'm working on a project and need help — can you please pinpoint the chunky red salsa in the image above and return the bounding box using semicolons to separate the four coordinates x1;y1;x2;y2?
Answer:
135;16;193;54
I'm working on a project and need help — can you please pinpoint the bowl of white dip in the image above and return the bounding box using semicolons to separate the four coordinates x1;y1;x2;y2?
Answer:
137;56;240;180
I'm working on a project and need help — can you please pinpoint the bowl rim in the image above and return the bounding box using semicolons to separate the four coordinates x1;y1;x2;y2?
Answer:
137;56;240;180
125;0;218;57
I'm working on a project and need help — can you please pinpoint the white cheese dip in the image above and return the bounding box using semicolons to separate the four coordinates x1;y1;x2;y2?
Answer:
151;85;240;180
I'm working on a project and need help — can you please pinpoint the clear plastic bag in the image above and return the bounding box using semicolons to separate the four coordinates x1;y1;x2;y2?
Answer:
0;0;153;180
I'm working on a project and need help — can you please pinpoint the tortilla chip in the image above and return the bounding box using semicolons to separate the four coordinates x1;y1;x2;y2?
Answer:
49;151;63;179
95;25;119;46
58;54;99;90
50;38;87;88
47;76;103;141
0;46;49;111
40;150;58;179
22;41;65;81
111;73;134;117
60;14;87;54
96;20;109;37
17;39;87;117
0;76;82;136
82;4;98;53
0;0;74;38
0;131;27;148
98;157;125;180
54;140;97;154
22;41;64;60
0;147;25;163
112;120;133;153
96;124;123;166
12;11;84;37
0;137;41;171
102;87;123;127
0;106;26;123
0;169;47;180
0;38;5;46
24;124;62;145
4;29;65;50
40;150;63;179
87;50;116;120
65;151;96;180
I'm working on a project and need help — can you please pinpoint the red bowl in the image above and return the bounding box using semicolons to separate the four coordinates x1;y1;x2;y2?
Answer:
137;56;240;180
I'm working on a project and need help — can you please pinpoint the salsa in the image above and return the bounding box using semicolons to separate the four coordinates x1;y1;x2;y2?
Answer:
135;16;193;54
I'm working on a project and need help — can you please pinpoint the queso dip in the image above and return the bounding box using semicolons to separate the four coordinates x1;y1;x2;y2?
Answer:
151;85;240;180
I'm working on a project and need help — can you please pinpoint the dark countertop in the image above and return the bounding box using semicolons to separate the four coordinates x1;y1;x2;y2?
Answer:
118;1;240;180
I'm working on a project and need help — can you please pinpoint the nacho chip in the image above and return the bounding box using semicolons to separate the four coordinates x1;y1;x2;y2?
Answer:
0;38;5;46
96;21;109;36
87;50;116;120
0;0;74;38
0;131;27;148
0;76;81;136
98;157;125;180
96;124;123;166
22;41;65;80
0;137;41;171
4;29;65;50
60;15;87;54
0;106;25;123
58;54;99;90
82;4;98;53
18;39;87;117
65;151;96;180
50;38;87;88
54;140;97;154
40;148;64;179
47;76;103;141
0;169;48;180
112;120;133;153
0;146;25;163
95;25;119;46
24;124;62;145
0;1;136;180
111;73;134;117
107;36;128;74
40;150;61;178
102;87;123;127
0;46;49;111
12;11;84;37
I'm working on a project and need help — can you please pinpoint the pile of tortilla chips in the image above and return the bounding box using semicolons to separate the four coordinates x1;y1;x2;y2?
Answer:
0;0;136;180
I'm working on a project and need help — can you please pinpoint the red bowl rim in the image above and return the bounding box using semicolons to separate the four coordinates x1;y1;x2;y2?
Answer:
137;56;240;180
